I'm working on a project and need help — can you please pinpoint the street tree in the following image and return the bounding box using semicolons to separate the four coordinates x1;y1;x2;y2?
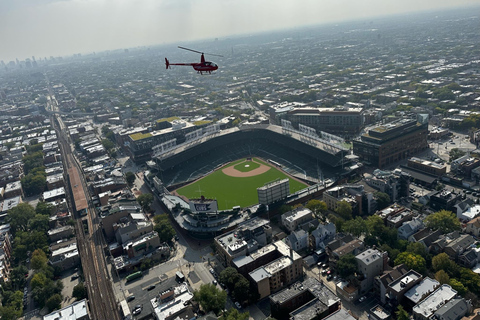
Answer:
153;214;176;243
425;210;460;233
31;249;48;271
193;283;227;315
138;193;154;212
233;276;250;302
219;267;240;291
125;171;135;186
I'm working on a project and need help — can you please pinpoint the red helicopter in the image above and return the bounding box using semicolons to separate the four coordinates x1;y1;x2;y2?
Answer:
165;46;222;74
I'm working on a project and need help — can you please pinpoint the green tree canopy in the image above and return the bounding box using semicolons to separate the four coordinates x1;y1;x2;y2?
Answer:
29;214;50;233
343;216;367;237
219;308;249;320
394;252;426;274
153;214;176;243
137;193;154;212
396;305;410;320
31;249;48;271
435;270;450;285
219;267;240;291
193;283;227;315
125;171;135;186
374;192;391;210
335;201;352;220
337;254;357;278
425;210;461;233
432;253;458;275
72;283;87;301
305;200;327;217
7;203;36;234
233;276;250;302
449;279;467;296
46;294;62;312
35;201;55;216
366;215;385;238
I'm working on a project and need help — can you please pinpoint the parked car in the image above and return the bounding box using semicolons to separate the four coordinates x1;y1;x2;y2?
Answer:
235;302;242;309
127;295;135;302
212;280;217;285
359;296;367;303
326;274;333;281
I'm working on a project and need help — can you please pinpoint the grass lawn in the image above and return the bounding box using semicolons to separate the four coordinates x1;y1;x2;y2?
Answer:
176;158;307;210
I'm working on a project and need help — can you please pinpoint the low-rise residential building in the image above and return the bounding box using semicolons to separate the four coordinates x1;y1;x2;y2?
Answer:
249;243;303;299
404;277;440;308
3;181;22;198
356;249;387;294
285;229;308;252
43;299;89;320
375;264;410;305
48;225;74;242
269;277;340;320
398;218;424;240
385;270;422;306
310;222;336;250
49;242;80;271
412;285;457;320
434;298;471;320
281;208;313;232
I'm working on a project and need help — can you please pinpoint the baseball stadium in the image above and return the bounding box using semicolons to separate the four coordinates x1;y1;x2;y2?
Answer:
151;123;352;237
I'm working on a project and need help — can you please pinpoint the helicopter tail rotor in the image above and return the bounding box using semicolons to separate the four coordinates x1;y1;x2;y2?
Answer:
165;58;170;69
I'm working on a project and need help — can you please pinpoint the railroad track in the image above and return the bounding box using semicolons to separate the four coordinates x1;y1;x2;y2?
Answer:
53;112;120;320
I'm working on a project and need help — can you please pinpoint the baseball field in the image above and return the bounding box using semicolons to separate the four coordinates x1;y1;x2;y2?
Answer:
175;158;308;210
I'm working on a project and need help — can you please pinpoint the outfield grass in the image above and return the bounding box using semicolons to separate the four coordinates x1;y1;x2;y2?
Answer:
176;158;308;210
234;160;260;172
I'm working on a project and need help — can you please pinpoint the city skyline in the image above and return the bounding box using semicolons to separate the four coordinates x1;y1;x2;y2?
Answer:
1;0;479;62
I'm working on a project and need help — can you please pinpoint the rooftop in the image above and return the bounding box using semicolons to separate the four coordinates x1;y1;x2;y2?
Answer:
405;277;440;304
413;284;457;318
43;299;88;320
388;270;421;293
356;248;382;265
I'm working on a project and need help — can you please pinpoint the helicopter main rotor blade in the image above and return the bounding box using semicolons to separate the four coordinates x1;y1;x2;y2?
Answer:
178;46;203;54
178;46;223;58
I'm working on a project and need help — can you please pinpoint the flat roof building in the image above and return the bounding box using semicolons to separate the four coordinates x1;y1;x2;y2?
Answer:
353;119;428;168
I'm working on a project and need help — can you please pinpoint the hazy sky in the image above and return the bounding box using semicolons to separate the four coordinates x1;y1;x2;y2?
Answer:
1;0;479;62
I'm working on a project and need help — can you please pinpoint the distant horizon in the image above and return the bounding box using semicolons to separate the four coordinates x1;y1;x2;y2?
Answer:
1;1;479;63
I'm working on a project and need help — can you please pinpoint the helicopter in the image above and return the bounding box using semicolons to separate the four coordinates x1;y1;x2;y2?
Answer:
165;46;222;74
